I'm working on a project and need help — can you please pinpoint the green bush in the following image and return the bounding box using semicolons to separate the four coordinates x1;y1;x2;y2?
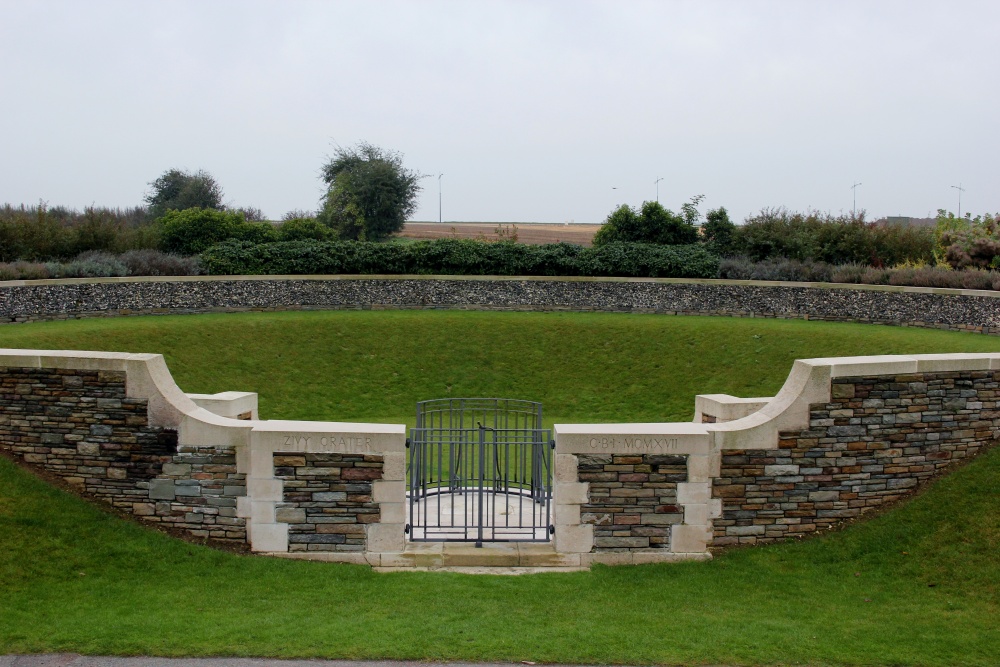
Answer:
199;239;720;279
0;203;156;261
593;201;699;246
733;209;935;266
277;218;332;242
159;208;277;256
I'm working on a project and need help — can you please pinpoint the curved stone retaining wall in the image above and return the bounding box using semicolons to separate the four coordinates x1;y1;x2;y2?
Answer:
2;349;997;568
1;275;1000;334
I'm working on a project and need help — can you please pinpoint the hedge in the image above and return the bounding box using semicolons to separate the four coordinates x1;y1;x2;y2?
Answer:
199;239;721;279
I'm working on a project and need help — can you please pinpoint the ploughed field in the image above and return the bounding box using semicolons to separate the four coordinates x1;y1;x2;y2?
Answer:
398;221;601;246
0;311;999;665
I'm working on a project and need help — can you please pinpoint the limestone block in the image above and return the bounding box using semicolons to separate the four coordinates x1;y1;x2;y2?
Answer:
670;524;712;554
554;523;593;553
236;496;252;518
251;501;276;524
366;523;405;552
554;453;579;483
554;502;581;526
676;481;711;505
381;453;406;481
378;501;405;524
247;477;283;501
687;453;721;482
554;482;589;505
249;522;288;553
683;503;711;526
372;480;405;503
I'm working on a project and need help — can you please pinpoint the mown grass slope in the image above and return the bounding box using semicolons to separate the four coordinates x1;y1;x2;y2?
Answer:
1;311;998;664
0;446;997;664
1;310;998;426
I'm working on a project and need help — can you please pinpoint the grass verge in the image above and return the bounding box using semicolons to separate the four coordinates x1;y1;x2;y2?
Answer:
0;310;998;426
0;447;997;664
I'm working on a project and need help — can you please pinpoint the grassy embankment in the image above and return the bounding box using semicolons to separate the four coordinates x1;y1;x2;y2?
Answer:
0;311;998;664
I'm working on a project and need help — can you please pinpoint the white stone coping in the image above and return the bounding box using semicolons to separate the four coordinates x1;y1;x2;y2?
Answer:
186;391;258;419
694;394;772;423
2;273;1000;298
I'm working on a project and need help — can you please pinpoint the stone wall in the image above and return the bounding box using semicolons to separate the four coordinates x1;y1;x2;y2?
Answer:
578;453;687;551
274;452;384;552
2;276;999;335
0;366;247;542
712;369;999;546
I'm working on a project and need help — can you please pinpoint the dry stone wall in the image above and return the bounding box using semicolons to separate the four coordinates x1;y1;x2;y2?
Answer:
1;276;999;335
0;366;247;542
578;453;687;550
712;369;1000;546
274;452;384;552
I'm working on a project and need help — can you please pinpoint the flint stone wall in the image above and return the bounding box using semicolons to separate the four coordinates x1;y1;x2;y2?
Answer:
1;276;1000;334
274;452;383;552
579;453;688;551
713;369;1000;546
0;366;247;542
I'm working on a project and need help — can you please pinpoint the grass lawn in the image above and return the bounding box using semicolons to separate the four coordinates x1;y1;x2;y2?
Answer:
0;311;998;665
0;310;999;426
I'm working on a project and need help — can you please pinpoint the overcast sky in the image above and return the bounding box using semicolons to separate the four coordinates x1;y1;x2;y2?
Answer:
2;0;996;224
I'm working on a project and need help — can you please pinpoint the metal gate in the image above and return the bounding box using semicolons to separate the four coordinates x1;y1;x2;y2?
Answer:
406;398;553;546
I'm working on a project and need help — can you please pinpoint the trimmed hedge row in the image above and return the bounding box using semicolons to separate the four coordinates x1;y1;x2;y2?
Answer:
199;239;720;279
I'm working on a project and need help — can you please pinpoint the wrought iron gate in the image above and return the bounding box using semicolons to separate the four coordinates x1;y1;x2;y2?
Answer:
406;398;553;546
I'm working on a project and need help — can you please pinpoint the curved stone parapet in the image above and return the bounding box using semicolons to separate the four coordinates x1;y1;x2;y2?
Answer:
2;348;997;568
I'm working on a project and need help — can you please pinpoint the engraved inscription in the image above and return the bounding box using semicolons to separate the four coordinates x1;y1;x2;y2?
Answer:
588;436;679;451
281;435;373;453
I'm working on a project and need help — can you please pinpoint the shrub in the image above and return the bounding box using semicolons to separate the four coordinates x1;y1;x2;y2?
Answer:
0;203;157;261
593;200;699;246
48;251;128;278
733;209;935;266
159;208;277;255
277;218;332;242
718;257;834;282
199;239;720;279
934;210;1000;269
120;249;200;276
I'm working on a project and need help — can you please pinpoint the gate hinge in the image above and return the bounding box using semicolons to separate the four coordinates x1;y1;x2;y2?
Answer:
405;437;410;449
550;439;556;450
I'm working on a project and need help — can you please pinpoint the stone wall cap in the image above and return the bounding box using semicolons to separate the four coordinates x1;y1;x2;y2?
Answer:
2;273;1000;298
554;422;710;436
186;390;256;400
252;419;406;435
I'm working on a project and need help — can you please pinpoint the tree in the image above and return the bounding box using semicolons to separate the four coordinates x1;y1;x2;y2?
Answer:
145;169;224;218
593;200;699;246
701;207;736;256
317;142;421;241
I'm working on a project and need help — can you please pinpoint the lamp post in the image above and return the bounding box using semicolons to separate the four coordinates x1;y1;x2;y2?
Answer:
655;177;664;203
951;183;965;218
438;173;443;224
851;182;862;217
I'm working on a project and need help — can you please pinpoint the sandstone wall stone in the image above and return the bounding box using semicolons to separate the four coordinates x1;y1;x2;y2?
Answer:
0;366;246;541
578;453;687;551
274;452;383;552
712;370;999;546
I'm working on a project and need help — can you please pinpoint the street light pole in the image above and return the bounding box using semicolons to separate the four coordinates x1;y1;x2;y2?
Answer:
851;182;862;217
655;177;664;203
951;183;965;218
438;173;443;224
